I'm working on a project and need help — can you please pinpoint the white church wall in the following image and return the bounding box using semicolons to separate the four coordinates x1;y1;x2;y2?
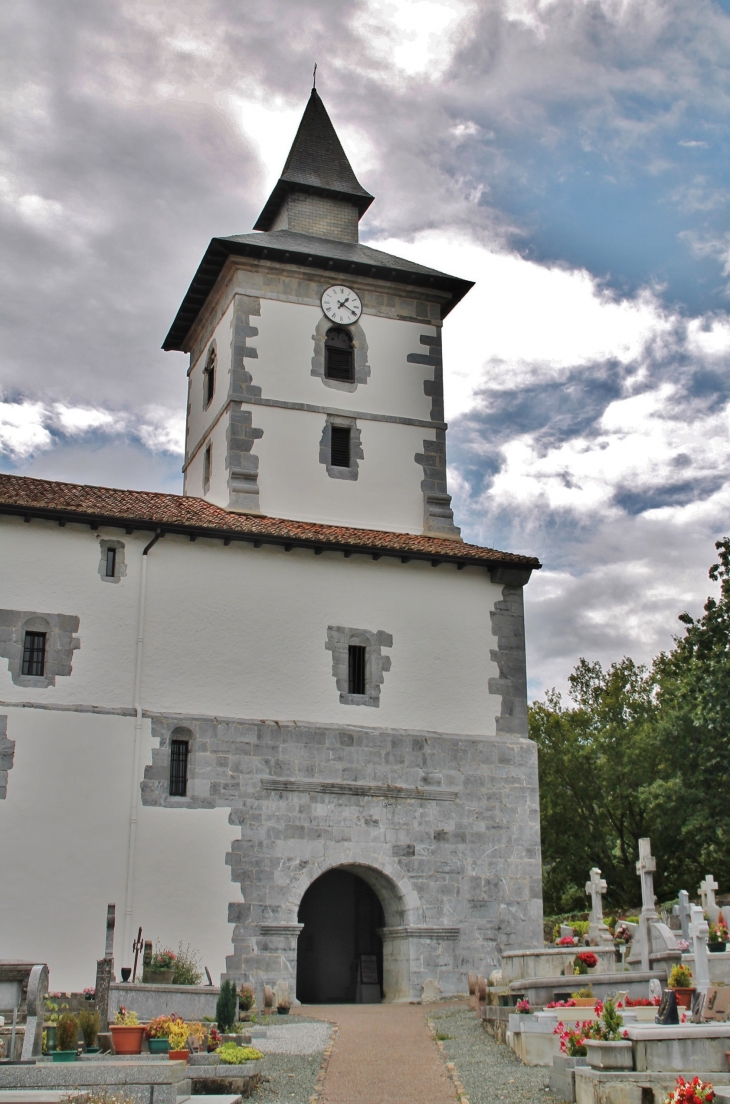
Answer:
185;407;230;504
252;298;436;422
253;404;427;532
0;708;234;991
0;518;505;738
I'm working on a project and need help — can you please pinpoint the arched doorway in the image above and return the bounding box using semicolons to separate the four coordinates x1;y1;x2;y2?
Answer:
296;868;385;1003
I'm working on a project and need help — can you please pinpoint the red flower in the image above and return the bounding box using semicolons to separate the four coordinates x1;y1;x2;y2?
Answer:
578;951;598;968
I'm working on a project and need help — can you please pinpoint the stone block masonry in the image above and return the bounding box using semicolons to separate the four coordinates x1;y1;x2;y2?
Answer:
141;713;543;1002
0;715;13;799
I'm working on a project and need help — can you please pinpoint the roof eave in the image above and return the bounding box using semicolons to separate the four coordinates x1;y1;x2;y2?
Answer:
253;178;374;232
0;500;540;578
162;237;475;352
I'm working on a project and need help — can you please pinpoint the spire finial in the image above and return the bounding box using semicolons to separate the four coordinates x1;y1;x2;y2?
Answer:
312;62;317;90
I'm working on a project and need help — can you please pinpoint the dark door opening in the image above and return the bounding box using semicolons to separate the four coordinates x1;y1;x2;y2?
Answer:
296;868;385;1003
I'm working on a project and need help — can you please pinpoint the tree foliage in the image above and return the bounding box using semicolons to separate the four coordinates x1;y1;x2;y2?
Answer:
532;539;730;914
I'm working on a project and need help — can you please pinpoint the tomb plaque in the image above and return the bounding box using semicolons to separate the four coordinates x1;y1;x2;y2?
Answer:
703;986;730;1022
655;988;679;1025
360;956;378;985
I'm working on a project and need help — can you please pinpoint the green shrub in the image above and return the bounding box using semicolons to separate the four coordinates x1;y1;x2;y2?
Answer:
172;943;203;986
216;1043;264;1064
216;980;237;1033
79;1009;100;1048
56;1013;79;1052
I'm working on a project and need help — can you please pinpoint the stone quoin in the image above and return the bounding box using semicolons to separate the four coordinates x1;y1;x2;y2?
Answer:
0;86;543;1001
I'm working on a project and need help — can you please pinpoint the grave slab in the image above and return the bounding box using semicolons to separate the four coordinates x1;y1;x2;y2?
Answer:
624;1023;730;1072
575;1069;730;1104
108;984;220;1023
0;1059;191;1104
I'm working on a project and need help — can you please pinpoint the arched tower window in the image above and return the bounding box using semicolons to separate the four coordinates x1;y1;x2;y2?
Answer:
324;328;354;382
203;345;216;408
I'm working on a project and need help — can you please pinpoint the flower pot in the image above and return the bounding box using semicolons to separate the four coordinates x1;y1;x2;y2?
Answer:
169;1050;189;1061
671;987;695;1010
109;1025;145;1055
52;1051;77;1063
120;968;132;982
144;969;175;985
148;1038;170;1054
277;1007;290;1015
85;993;94;1001
85;1046;100;1054
710;942;727;953
585;1040;633;1071
44;1026;57;1054
572;998;597;1007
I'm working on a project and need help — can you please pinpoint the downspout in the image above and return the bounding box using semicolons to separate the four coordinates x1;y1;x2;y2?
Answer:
122;530;162;969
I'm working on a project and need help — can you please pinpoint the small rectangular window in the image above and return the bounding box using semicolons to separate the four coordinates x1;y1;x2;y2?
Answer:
203;442;212;490
330;426;351;468
22;631;46;677
348;645;366;695
105;547;117;577
169;739;189;797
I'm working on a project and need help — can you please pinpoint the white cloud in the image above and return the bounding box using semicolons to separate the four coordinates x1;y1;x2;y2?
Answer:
0;401;184;462
0;402;52;459
53;405;116;434
354;0;476;79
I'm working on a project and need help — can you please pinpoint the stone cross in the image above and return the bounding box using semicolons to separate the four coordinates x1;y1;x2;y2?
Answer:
673;890;692;942
689;904;710;994
20;964;48;1060
636;838;658;918
586;867;608;925
699;875;720;924
104;903;116;959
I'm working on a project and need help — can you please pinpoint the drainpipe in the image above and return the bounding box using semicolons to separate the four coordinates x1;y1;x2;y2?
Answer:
122;530;162;969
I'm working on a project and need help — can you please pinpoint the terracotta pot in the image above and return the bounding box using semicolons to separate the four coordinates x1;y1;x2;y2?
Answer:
144;969;175;985
109;1024;146;1055
572;998;597;1007
725;1050;730;1071
671;987;695;1010
169;1050;189;1061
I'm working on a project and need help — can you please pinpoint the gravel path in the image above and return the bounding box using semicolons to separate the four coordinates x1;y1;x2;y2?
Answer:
254;1021;333;1055
428;1005;560;1104
255;1052;323;1103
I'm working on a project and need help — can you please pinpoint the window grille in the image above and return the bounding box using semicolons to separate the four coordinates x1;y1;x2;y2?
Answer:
203;347;216;408
348;644;366;695
324;328;354;382
169;739;189;797
105;547;116;577
22;631;46;677
330;426;351;468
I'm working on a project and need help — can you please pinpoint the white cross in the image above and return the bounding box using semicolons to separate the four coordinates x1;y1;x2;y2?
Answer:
636;838;658;917
699;875;719;922
586;867;608;926
673;890;692;942
689;903;710;993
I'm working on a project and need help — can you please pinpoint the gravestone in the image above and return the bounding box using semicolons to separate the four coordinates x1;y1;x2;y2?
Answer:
673;891;692;942
689;904;710;995
421;978;441;1003
19;964;48;1061
703;986;730;1022
585;867;614;945
94;903;116;1032
655;988;679;1025
560;924;574;940
700;875;720;924
262;985;274;1012
635;837;658;971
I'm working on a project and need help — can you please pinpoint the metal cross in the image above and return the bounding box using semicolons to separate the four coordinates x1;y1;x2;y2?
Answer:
131;927;144;983
636;837;658;917
585;867;608;925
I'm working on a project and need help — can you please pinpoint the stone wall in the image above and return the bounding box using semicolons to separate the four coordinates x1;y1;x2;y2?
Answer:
141;714;543;1002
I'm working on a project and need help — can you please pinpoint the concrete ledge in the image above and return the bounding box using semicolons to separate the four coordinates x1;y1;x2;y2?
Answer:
108;983;220;1022
0;1059;191;1104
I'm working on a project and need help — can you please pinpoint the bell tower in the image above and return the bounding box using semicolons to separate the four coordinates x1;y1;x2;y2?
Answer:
164;88;473;539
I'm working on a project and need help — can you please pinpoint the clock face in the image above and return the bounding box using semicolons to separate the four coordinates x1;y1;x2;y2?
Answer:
321;285;362;325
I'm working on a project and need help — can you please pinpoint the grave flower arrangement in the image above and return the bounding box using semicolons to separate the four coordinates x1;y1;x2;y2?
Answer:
708;914;729;945
668;964;693;990
557;936;577;946
150;949;177;971
114;1008;139;1026
516;999;530;1014
574;951;598;974
554;1021;592;1057
545;999;577;1009
583;999;628;1042
664;1076;715;1104
146;1015;184;1039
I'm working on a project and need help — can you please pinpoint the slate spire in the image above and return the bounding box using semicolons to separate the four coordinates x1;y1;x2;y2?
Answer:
254;88;373;233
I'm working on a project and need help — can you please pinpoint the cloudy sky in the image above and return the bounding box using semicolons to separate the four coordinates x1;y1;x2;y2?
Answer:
2;0;730;698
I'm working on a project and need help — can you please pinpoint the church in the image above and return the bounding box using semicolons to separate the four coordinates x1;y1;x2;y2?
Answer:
0;88;543;1003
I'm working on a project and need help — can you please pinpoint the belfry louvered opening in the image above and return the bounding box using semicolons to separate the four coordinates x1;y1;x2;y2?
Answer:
330;426;351;468
324;327;354;382
348;644;366;695
169;739;189;797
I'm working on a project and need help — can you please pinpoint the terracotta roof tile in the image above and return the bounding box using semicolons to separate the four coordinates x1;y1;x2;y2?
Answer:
0;473;541;570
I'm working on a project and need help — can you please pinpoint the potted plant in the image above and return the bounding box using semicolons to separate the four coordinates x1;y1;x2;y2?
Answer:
516;999;530;1014
571;986;597;1007
574;952;598;976
584;1000;633;1070
709;913;729;953
146;1014;183;1053
667;964;695;1009
553;1020;592;1059
83;987;95;1001
110;1008;145;1055
238;985;255;1021
207;1027;223;1053
145;947;177;985
167;1020;191;1061
79;1009;100;1054
52;1013;79;1062
665;1076;716;1103
276;997;291;1016
171;943;204;986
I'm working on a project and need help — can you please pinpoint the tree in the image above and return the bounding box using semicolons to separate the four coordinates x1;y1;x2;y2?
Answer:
216;979;237;1032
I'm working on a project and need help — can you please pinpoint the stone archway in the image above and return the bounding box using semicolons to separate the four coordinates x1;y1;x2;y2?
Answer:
287;858;421;1003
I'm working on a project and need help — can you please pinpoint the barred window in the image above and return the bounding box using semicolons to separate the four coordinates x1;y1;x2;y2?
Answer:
169;739;189;797
330;426;351;468
22;632;46;677
348;645;366;696
324;328;354;382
